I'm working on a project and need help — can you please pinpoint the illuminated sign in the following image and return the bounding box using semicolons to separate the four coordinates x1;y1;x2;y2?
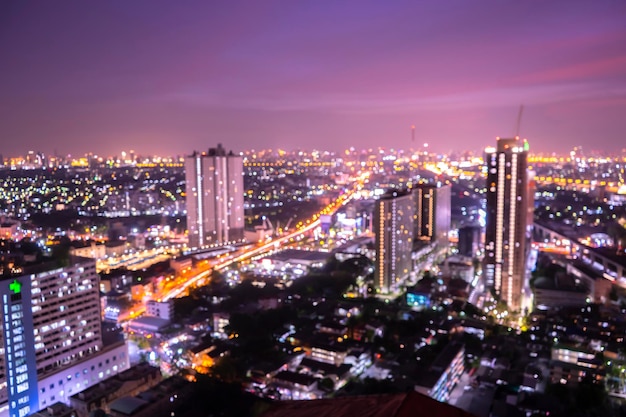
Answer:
9;280;21;294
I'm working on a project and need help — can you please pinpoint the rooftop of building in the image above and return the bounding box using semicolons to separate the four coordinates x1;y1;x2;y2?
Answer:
137;375;191;402
299;357;352;377
273;370;317;387
431;342;464;372
454;384;496;417
71;362;160;403
310;341;349;354
108;396;149;415
30;402;78;417
127;316;170;331
378;188;412;200
69;239;103;249
533;272;588;293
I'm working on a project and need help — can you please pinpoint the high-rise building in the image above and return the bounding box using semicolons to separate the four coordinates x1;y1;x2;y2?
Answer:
484;137;530;311
412;183;451;247
374;189;414;294
0;255;129;417
185;144;244;248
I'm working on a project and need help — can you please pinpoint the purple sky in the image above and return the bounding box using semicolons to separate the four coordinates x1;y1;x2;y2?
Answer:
1;0;625;157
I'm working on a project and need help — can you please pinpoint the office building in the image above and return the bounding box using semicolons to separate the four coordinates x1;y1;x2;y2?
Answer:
484;137;530;311
185;144;244;248
374;189;414;294
0;255;129;417
412;183;451;247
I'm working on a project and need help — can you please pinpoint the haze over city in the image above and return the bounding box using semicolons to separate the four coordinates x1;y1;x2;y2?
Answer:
3;3;626;416
1;0;625;157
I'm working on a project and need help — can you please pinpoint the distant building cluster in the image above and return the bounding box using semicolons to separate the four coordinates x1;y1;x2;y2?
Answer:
0;139;625;417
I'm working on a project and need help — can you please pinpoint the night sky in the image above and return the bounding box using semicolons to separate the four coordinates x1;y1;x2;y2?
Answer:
1;0;625;157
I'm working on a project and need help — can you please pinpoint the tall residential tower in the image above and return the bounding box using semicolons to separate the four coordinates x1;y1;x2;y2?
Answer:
484;137;530;312
185;144;244;248
374;189;414;294
412;183;451;247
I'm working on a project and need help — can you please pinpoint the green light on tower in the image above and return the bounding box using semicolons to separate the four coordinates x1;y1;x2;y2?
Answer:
9;279;21;294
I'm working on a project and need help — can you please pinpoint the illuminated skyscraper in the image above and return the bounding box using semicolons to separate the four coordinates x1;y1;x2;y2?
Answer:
0;256;129;417
412;183;451;247
484;137;530;311
185;144;244;247
374;189;414;294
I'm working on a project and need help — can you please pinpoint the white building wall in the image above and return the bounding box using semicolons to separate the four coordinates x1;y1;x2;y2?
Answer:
146;300;173;321
35;343;130;412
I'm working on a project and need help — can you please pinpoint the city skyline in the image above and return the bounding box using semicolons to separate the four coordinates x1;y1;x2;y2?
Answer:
1;1;625;157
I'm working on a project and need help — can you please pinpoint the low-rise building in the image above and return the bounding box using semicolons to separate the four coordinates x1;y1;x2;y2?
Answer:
298;358;352;389
0;219;20;239
533;273;589;310
270;371;318;400
37;342;131;411
441;255;474;283
169;255;192;273
107;376;193;417
415;343;465;402
70;241;106;259
69;363;162;417
549;344;604;385
105;241;127;258
126;316;170;336
310;343;349;366
212;312;230;338
567;261;613;304
30;402;77;417
146;300;174;322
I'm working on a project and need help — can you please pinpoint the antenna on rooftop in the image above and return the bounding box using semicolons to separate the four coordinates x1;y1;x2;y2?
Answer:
515;105;524;138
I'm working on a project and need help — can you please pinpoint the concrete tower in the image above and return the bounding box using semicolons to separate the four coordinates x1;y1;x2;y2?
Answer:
374;189;414;294
185;144;244;247
484;137;530;312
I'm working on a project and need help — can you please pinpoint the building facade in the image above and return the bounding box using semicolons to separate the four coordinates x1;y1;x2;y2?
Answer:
484;137;530;311
146;300;173;322
374;190;414;294
0;256;126;417
412;183;451;247
185;144;244;248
